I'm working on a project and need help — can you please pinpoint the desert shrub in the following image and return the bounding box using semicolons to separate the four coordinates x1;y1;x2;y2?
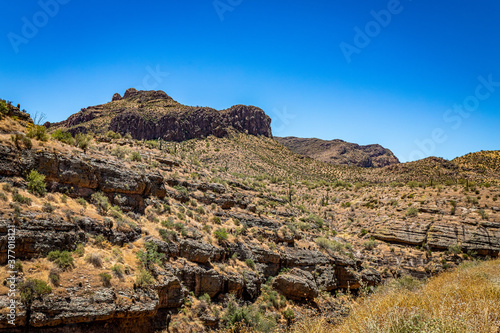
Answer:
12;192;32;205
26;123;49;141
13;260;23;272
19;278;52;305
76;197;87;208
145;140;159;149
91;192;110;215
74;243;85;257
478;209;488;220
51;129;75;145
47;251;74;270
316;237;344;252
406;207;419;217
2;183;12;192
11;133;32;149
42;202;55;213
27;170;46;196
111;264;124;278
213;228;228;243
211;216;222;224
110;146;128;159
305;214;324;228
130;151;142;162
0;100;8;117
48;269;60;286
0;192;8;202
223;296;277;332
448;244;462;255
106;131;121;139
136;269;154;288
85;252;102;268
94;234;106;248
99;272;112;287
363;239;378;251
159;228;178;242
75;133;92;152
245;259;256;270
136;242;165;270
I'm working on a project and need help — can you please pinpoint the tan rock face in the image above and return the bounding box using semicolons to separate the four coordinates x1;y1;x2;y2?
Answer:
272;268;318;300
374;220;431;245
374;220;500;256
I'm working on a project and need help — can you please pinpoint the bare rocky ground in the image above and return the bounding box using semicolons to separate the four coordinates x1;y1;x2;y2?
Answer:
0;97;498;332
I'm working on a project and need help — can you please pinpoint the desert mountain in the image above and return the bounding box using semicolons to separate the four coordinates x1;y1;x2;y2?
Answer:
49;88;272;141
0;97;499;333
275;136;399;168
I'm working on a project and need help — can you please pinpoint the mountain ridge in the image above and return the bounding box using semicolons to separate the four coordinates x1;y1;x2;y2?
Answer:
275;136;400;168
48;88;273;141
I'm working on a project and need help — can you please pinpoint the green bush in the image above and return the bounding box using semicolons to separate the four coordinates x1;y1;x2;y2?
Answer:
91;192;110;215
245;259;256;270
11;134;32;149
51;129;75;145
136;242;165;270
49;269;60;286
213;228;228;243
47;250;74;270
76;197;87;208
27;170;46;196
12;192;32;205
0;100;8;117
94;234;106;247
19;278;52;305
106;131;121;139
75;133;92;152
26;124;49;141
99;272;112;287
74;243;85;257
130;151;142;162
406;207;419;217
223;296;276;332
111;264;124;278
315;237;344;252
136;269;154;288
42;202;55;213
363;239;378;251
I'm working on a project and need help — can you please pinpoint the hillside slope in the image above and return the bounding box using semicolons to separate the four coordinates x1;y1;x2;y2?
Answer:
275;136;400;168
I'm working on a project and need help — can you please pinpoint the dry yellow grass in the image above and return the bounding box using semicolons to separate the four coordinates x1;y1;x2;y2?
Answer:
290;259;500;333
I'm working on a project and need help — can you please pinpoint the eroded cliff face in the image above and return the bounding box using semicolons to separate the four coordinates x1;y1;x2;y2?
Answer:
49;88;273;141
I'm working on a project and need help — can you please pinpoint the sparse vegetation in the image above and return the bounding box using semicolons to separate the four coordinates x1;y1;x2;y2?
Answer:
27;170;46;196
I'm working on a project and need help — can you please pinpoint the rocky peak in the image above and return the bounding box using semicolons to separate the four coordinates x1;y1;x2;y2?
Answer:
50;89;272;141
120;88;172;102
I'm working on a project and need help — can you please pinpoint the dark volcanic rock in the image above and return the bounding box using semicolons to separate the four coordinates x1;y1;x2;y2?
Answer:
275;136;399;168
0;149;166;213
51;89;273;141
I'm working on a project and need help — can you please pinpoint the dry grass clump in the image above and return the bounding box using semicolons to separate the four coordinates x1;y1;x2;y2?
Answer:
291;259;500;333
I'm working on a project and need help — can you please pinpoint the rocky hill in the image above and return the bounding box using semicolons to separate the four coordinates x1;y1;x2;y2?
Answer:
275;136;400;168
0;98;499;333
48;88;272;141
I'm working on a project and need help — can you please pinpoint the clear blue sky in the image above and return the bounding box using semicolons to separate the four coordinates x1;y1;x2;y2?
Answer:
1;0;499;162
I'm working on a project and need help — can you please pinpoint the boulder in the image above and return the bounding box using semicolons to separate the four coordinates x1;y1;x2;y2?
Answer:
272;268;318;300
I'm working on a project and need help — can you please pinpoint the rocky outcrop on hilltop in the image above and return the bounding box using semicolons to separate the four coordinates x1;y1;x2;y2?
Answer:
275;136;399;168
48;88;272;141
